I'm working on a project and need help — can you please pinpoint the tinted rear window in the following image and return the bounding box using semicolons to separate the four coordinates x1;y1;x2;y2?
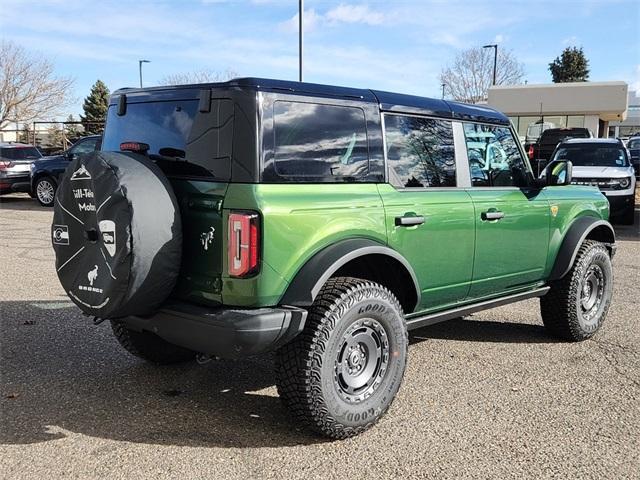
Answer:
263;101;369;182
553;145;628;167
102;99;233;179
541;130;588;144
0;147;41;160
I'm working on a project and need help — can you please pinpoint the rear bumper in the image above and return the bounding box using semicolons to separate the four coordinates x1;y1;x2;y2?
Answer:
0;175;31;194
119;302;308;359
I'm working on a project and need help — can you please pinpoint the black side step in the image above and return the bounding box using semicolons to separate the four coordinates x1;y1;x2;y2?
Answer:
405;287;550;331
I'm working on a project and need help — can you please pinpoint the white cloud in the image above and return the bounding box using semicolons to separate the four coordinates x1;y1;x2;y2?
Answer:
325;4;386;26
278;4;386;33
279;9;323;33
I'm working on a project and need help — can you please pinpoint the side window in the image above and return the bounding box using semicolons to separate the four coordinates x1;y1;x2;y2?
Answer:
463;123;530;187
384;114;456;188
70;138;98;156
265;101;369;182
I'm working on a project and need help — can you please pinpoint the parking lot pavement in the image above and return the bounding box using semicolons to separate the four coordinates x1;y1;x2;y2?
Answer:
1;192;639;479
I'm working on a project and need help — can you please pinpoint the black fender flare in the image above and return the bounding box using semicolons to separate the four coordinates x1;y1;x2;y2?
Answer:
279;238;421;310
549;217;616;281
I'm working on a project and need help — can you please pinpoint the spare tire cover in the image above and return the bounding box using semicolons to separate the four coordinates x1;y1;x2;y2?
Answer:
52;151;182;319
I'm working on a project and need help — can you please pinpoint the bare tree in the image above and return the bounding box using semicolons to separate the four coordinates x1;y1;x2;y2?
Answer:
0;40;75;130
439;47;525;104
160;68;239;86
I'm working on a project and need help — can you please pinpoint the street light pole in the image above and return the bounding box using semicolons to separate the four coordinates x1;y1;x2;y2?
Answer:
139;59;150;88
299;0;303;82
441;83;446;99
482;44;498;85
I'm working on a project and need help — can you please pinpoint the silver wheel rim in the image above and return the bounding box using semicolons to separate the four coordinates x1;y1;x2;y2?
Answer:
334;318;389;404
37;180;55;204
579;264;605;327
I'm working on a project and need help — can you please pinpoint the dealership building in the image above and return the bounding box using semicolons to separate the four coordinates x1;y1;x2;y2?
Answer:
487;81;630;141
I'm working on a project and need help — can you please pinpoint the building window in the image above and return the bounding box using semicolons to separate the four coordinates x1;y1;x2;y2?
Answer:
567;115;585;128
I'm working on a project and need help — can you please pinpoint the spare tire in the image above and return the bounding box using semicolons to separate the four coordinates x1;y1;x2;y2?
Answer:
52;151;182;319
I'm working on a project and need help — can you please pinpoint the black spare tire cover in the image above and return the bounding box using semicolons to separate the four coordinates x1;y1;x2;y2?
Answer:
52;151;182;319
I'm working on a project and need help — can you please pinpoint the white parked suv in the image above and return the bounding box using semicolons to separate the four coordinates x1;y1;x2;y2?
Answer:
550;138;636;225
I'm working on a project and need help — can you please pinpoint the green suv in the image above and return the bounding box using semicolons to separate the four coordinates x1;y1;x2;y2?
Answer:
51;78;616;439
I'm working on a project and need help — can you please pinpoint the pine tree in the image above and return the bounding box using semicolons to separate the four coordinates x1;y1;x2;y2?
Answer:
46;124;65;151
64;114;81;141
81;80;109;135
549;47;590;83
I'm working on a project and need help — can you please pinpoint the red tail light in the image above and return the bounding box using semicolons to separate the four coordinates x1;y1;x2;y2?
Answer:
528;145;534;160
228;212;260;277
0;161;10;170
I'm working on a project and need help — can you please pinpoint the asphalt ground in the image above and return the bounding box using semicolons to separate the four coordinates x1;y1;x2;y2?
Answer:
1;192;639;479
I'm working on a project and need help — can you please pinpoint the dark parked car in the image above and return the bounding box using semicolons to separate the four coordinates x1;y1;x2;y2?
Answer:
627;136;640;178
30;135;101;206
0;142;42;196
527;127;592;175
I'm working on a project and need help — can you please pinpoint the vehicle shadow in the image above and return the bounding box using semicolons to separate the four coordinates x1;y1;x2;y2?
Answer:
408;316;553;345
0;300;324;448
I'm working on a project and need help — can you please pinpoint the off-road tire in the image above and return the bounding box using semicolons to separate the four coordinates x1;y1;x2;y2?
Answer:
275;277;408;439
35;176;56;207
110;321;196;364
541;240;613;341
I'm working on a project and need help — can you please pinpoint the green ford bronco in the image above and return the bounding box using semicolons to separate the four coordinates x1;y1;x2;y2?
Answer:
52;78;616;439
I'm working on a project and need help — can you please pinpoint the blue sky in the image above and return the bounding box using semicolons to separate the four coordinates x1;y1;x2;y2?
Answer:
1;0;638;118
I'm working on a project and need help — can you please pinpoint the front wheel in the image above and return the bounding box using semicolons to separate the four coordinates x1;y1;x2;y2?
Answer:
275;277;408;439
35;176;56;207
541;240;613;341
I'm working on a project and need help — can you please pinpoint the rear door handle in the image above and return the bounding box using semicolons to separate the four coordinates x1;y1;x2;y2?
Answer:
395;215;425;227
481;211;505;221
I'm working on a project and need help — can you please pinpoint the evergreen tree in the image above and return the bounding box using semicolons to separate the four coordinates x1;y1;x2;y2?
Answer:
46;123;65;151
549;47;590;83
64;114;81;141
81;80;109;134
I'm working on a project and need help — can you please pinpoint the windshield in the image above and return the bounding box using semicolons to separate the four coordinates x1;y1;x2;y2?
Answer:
553;145;629;167
0;146;42;161
628;139;640;149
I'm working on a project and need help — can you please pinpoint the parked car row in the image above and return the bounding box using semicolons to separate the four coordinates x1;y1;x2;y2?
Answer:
525;127;592;176
1;129;636;226
0;135;101;207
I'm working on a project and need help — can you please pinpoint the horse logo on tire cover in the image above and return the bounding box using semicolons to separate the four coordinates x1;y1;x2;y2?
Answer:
99;220;116;257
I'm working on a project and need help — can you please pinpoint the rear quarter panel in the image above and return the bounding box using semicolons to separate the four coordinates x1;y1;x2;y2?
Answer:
222;183;387;307
541;185;609;277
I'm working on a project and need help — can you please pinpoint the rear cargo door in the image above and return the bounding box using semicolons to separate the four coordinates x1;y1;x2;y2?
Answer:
101;92;235;306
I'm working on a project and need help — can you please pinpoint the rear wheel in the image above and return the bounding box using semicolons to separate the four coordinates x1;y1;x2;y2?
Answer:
275;277;408;439
541;240;613;341
35;176;56;207
110;321;196;364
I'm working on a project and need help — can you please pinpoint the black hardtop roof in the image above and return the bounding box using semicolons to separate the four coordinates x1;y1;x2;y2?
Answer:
112;77;510;125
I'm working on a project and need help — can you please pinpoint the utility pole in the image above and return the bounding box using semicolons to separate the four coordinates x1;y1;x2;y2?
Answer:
483;44;498;85
139;59;150;88
441;83;446;99
299;0;303;82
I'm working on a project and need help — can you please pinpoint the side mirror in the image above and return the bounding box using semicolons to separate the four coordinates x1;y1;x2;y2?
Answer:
542;160;573;186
